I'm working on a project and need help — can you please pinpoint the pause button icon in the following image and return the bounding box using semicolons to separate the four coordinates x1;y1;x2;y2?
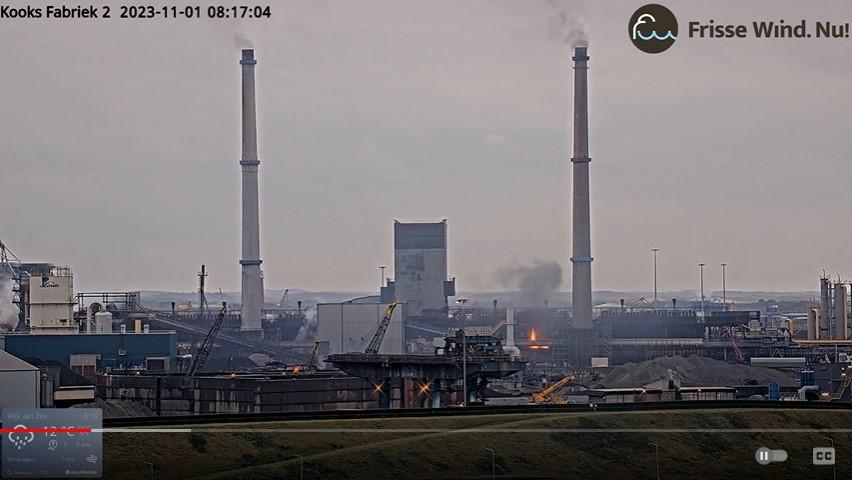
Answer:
755;447;788;465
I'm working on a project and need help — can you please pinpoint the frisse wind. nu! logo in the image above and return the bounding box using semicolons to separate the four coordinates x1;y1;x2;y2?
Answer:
629;4;678;53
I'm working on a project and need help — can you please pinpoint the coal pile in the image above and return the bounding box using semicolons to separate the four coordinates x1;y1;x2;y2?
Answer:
595;355;796;388
72;398;155;417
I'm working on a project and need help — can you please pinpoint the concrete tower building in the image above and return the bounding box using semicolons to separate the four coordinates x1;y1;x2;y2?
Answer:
570;46;593;329
388;221;455;318
239;49;264;334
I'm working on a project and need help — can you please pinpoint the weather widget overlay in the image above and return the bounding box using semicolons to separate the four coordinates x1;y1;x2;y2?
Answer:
2;409;102;478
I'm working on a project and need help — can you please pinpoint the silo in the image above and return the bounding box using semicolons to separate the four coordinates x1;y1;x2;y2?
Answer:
835;283;849;340
807;308;819;340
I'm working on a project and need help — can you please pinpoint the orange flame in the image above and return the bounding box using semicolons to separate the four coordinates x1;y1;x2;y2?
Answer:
530;328;537;343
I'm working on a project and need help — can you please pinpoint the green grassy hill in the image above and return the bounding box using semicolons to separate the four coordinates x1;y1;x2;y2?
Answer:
105;408;850;479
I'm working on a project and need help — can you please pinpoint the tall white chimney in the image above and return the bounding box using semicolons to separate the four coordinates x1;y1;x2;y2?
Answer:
505;307;515;347
570;46;593;329
239;49;264;334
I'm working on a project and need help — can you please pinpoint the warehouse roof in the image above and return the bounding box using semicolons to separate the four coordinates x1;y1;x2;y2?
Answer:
0;349;38;372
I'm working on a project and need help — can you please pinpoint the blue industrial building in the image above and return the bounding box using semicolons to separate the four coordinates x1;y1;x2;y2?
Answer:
0;332;176;374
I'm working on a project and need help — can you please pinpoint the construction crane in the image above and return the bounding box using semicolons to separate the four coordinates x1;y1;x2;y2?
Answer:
293;341;321;374
531;375;575;404
365;302;399;354
305;341;320;372
0;239;26;330
185;302;228;378
727;328;745;363
0;239;20;272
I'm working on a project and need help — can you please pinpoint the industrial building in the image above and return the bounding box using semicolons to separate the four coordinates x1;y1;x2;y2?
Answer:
7;38;852;419
383;220;455;319
0;244;178;381
98;372;381;414
811;277;851;340
0;332;176;377
316;220;456;357
25;266;76;334
329;329;526;407
317;301;405;355
0;349;40;409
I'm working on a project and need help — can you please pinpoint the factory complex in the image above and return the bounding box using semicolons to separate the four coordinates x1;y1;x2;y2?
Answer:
3;46;852;416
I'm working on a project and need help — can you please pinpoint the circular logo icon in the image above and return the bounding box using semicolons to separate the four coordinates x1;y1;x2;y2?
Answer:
629;4;678;54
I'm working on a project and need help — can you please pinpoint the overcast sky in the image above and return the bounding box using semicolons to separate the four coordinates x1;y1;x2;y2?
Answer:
1;0;851;293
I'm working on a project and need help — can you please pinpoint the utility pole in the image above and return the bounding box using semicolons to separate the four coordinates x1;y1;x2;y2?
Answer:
721;263;727;310
698;263;706;316
457;298;468;407
651;248;659;308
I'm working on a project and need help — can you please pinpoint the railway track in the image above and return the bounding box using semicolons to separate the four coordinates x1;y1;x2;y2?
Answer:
103;400;852;428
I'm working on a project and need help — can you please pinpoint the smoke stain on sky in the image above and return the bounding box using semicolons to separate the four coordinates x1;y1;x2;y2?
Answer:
546;0;589;47
494;260;563;307
234;32;254;49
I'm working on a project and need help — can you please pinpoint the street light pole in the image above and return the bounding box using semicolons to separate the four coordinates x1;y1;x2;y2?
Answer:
649;443;660;480
457;298;468;407
485;448;496;480
721;263;727;310
652;249;659;308
698;263;706;316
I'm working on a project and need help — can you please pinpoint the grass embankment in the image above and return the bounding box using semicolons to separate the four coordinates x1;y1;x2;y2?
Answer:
105;409;852;479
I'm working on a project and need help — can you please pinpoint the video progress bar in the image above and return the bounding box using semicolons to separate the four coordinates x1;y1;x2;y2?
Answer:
94;428;852;434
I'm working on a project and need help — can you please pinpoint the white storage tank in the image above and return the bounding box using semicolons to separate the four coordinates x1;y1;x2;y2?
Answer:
94;311;113;333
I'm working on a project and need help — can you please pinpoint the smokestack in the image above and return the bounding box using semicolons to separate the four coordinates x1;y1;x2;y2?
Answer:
506;307;515;347
239;49;264;335
570;46;592;329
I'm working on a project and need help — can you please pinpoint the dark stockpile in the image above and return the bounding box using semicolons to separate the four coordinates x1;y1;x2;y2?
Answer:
595;355;797;388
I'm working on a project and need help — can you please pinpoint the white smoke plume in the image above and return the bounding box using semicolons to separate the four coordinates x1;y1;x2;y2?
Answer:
494;260;563;307
295;307;317;341
546;0;589;47
0;272;18;331
234;33;255;49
